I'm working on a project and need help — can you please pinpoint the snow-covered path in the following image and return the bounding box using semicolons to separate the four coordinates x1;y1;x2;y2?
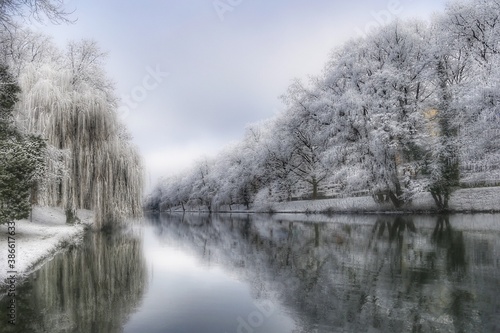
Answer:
0;206;93;287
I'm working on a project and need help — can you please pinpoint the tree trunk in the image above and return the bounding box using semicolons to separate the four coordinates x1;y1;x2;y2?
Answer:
65;205;78;224
372;192;389;204
388;190;404;208
431;189;450;211
311;177;318;200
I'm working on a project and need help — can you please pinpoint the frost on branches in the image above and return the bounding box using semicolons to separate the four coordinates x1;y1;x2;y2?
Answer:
2;33;143;229
145;0;500;213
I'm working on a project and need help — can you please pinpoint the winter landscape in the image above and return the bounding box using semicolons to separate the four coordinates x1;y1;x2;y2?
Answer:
0;0;499;332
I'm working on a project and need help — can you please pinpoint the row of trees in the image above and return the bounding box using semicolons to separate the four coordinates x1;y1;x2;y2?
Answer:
0;2;144;228
146;0;500;213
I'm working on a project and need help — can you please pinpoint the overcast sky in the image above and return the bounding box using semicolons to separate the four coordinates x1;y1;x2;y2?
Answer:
32;0;447;191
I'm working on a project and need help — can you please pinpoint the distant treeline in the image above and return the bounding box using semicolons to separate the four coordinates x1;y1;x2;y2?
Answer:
145;0;500;213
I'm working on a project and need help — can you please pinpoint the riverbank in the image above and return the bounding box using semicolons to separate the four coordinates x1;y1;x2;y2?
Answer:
167;186;500;214
0;206;94;289
259;186;500;214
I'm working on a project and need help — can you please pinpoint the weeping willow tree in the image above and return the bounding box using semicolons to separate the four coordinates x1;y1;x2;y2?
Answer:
15;54;143;228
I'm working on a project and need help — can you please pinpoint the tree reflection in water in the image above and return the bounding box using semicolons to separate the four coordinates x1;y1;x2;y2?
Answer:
0;229;147;333
1;213;497;333
432;215;467;275
148;213;499;333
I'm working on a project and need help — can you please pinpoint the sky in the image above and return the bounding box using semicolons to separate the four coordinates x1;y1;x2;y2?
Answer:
31;0;447;192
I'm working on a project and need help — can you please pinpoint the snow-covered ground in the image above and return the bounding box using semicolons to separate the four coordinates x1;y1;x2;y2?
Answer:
263;187;500;213
0;206;94;288
206;187;500;213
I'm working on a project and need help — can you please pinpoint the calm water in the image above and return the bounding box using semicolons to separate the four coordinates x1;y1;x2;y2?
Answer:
1;213;499;333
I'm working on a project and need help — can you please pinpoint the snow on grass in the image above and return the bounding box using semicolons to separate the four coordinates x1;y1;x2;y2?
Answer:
0;206;94;287
449;187;500;212
254;187;500;214
181;187;500;214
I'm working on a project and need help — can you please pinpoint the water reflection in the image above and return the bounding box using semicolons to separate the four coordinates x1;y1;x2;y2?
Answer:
432;215;467;275
0;229;147;333
145;213;500;333
0;213;499;333
124;214;296;333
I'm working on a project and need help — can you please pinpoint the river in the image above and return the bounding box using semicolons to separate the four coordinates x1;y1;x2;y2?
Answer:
1;213;499;333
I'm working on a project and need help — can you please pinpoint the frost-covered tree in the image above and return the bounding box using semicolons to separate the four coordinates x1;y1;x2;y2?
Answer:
0;6;141;226
189;158;218;213
279;80;331;199
213;128;267;210
425;0;500;209
14;40;143;228
445;0;500;183
0;65;46;224
0;25;62;77
211;145;248;210
65;39;114;95
322;22;433;207
143;185;161;212
0;0;71;27
424;19;467;209
240;117;306;202
211;148;239;209
148;0;500;212
445;0;500;66
151;172;192;212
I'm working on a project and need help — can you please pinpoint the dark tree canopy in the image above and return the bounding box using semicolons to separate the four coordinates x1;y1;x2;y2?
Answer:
0;65;46;224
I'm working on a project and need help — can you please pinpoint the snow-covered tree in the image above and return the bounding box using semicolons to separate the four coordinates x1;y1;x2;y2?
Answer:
249;118;296;201
189;158;218;213
150;172;193;212
0;25;62;77
424;18;466;209
279;80;331;199
14;40;143;228
0;64;47;224
448;0;500;183
0;0;71;27
213;128;267;210
321;22;433;207
148;0;500;212
426;0;500;209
